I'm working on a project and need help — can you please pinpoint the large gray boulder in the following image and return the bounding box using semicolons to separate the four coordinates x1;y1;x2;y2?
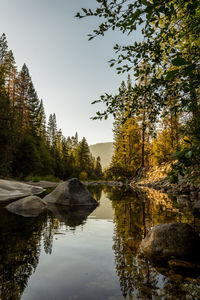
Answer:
44;178;98;206
6;196;47;217
141;223;199;262
0;179;44;201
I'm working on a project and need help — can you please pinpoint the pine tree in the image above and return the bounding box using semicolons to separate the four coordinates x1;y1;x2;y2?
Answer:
16;64;31;131
111;116;141;178
77;137;92;176
27;81;40;134
0;33;8;65
94;156;103;178
0;83;12;176
47;113;57;148
36;99;46;140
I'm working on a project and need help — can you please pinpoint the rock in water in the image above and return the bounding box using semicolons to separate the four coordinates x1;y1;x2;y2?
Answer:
0;179;44;201
44;178;98;206
6;196;47;217
141;223;199;262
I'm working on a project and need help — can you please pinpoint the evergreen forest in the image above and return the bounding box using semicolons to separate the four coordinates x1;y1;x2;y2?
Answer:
0;33;103;181
77;0;200;184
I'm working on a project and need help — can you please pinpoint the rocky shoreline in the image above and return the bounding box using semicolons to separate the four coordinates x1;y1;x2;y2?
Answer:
2;177;200;275
130;179;200;199
130;164;200;201
83;180;124;187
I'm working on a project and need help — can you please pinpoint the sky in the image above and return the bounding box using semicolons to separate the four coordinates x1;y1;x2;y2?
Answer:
0;0;141;145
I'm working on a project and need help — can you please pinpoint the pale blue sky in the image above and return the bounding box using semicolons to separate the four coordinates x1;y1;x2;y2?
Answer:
0;0;141;144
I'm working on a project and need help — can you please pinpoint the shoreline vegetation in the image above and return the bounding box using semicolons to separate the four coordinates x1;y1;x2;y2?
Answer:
1;2;199;192
0;33;103;182
130;164;200;197
75;0;200;201
0;1;200;298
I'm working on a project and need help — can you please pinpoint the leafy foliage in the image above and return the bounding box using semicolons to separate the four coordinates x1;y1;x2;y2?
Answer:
77;0;200;181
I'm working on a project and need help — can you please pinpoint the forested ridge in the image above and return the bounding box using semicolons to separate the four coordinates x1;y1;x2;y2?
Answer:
77;0;200;184
0;33;102;180
1;0;200;184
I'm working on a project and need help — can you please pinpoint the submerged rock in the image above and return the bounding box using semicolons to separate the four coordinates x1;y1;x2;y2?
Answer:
44;178;98;206
0;179;44;201
141;223;200;262
6;196;47;217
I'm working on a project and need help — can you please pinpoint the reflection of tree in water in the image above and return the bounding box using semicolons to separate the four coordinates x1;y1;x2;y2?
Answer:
87;185;102;202
43;214;60;254
0;208;58;300
0;200;94;300
110;186;200;299
112;191;159;299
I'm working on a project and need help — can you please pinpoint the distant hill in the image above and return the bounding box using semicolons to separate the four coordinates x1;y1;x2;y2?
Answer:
89;142;114;169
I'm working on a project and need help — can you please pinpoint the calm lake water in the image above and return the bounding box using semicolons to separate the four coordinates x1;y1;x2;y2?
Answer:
1;185;200;300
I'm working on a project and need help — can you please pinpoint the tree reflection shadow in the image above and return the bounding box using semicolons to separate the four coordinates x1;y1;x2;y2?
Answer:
48;204;96;227
87;185;102;202
0;202;96;299
0;208;49;300
1;185;200;300
109;186;200;299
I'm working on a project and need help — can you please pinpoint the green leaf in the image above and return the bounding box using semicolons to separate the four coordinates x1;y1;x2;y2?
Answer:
172;57;187;66
166;69;179;80
82;8;88;14
183;65;195;76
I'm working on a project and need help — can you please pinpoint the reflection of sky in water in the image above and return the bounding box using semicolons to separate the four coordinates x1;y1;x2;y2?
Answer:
1;185;200;300
22;219;122;300
89;191;114;220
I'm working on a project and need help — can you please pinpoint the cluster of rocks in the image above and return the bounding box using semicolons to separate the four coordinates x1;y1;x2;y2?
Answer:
131;166;200;268
130;164;171;185
140;222;200;274
84;180;124;187
141;180;200;197
2;178;98;218
2;178;200;274
0;179;44;201
130;164;200;212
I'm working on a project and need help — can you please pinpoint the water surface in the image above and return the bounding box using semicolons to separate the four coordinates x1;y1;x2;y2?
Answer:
1;185;200;300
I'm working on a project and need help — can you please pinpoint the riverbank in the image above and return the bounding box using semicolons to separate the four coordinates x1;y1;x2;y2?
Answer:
26;180;59;188
26;179;124;188
130;164;200;201
83;180;124;187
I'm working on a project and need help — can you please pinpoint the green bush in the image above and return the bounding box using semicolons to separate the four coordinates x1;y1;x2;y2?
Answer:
24;174;60;182
79;171;88;180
